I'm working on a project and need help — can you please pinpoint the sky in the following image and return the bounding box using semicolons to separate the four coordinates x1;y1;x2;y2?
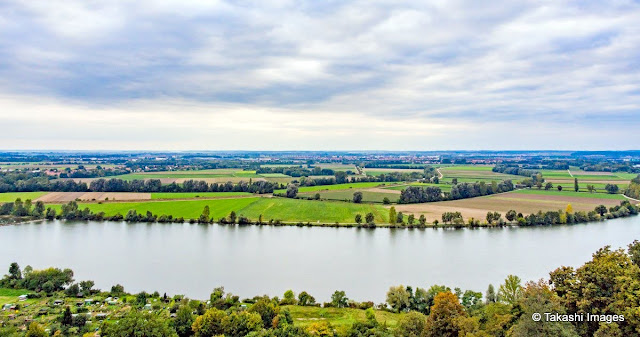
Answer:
0;0;639;151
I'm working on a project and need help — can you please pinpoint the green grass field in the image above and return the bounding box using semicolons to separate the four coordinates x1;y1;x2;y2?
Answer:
0;192;48;202
512;189;627;200
275;182;396;193
150;192;252;199
299;190;400;203
51;198;260;219
48;197;388;223
259;173;291;178
235;198;388;223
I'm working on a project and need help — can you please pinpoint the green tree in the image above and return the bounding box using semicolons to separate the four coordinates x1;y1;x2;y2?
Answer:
407;214;415;225
331;290;348;308
629;240;640;267
61;306;73;326
574;178;579;192
352;192;363;203
222;311;263;337
545;182;553;190
383;197;391;204
419;214;427;226
199;205;211;223
354;214;362;224
386;285;411;312
506;210;517;222
395;311;427;337
102;310;177;337
192;308;226;337
286;184;298;198
389;207;397;225
365;212;375;225
174;306;194;337
25;322;47;337
595;205;608;216
605;184;620;194
485;284;496;303
498;275;522;305
298;291;316;306
8;262;21;280
508;280;579;337
248;297;279;328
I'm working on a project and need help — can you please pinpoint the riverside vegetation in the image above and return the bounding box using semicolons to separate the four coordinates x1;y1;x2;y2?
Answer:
2;241;640;337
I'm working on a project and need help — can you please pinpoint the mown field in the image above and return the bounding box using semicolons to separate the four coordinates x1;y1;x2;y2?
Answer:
0;192;49;202
150;192;252;199
298;190;400;203
275;182;398;193
48;197;388;223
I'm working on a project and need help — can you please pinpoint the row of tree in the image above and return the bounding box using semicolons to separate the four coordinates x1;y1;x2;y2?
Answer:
7;240;640;336
398;180;515;204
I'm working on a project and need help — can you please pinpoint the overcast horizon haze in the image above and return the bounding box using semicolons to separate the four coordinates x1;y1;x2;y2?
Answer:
1;1;639;151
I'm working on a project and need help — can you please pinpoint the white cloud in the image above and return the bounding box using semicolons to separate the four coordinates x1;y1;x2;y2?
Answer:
0;0;638;149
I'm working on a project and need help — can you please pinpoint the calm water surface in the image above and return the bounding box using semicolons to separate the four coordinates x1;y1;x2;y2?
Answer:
1;217;639;302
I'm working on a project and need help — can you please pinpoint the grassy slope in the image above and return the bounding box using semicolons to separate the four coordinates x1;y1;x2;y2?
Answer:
151;192;252;199
0;192;48;202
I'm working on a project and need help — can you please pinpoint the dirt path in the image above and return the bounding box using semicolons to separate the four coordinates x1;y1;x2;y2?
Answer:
436;168;443;179
568;169;574;178
623;195;640;204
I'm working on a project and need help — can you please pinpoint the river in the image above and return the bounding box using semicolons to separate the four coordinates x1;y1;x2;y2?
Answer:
1;217;639;302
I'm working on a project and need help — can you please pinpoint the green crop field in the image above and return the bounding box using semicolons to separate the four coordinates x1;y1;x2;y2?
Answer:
50;198;260;220
439;165;494;171
259;173;291;177
0;192;48;202
275;182;396;193
48;197;388;223
151;192;252;199
299;190;400;203
234;198;388;223
512;189;627;200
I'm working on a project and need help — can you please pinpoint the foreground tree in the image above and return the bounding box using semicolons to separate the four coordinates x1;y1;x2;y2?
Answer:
508;280;579;337
102;310;177;337
192;308;226;337
498;275;522;305
423;292;467;337
386;285;411;312
395;311;427;337
331;290;348;308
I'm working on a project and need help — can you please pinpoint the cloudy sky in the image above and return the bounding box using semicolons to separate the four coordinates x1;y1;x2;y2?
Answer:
1;0;639;150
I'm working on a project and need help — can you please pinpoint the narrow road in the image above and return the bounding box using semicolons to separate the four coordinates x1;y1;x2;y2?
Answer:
567;169;574;178
436;168;443;179
623;194;640;204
